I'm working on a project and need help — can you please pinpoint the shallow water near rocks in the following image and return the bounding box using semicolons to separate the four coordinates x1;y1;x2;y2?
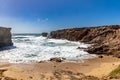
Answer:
0;34;96;63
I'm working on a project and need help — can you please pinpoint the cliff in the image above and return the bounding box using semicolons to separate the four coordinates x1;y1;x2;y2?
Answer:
50;25;120;57
0;27;13;47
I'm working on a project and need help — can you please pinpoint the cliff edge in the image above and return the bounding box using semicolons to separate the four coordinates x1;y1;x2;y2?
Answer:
50;25;120;57
0;27;13;47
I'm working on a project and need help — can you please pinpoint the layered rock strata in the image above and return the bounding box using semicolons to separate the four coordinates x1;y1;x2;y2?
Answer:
50;25;120;57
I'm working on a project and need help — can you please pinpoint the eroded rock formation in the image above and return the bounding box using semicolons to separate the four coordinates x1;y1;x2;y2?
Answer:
42;32;48;37
0;27;13;47
50;25;120;57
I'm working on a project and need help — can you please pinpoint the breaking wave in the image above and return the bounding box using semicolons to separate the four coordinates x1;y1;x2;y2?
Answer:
0;34;96;63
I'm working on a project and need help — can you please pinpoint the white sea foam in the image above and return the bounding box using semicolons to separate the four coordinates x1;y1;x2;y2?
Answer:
0;35;96;63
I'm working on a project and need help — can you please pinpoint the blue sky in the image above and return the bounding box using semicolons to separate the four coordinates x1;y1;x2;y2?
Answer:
0;0;120;33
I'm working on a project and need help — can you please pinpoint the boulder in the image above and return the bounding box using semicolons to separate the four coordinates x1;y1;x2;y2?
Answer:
50;57;62;62
98;55;103;58
41;32;48;37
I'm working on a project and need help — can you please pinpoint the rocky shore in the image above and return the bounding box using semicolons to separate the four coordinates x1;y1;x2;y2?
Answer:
50;25;120;57
0;26;120;80
0;27;13;47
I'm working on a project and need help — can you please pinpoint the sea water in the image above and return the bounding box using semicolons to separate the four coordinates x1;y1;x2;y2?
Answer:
0;34;96;63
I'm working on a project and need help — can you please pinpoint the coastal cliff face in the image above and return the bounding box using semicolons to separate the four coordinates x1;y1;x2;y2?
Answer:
0;27;13;47
50;25;120;57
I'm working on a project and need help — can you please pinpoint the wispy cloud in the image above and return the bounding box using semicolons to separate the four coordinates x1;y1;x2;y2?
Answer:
37;18;49;22
0;16;51;33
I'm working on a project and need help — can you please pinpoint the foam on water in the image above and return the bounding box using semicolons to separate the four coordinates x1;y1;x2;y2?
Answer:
0;34;96;63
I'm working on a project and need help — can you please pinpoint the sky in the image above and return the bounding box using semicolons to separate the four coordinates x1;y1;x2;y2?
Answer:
0;0;120;33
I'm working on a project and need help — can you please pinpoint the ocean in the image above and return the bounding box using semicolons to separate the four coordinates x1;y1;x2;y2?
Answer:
0;34;96;63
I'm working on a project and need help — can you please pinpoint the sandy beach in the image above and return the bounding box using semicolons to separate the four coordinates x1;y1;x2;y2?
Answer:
1;0;120;79
0;55;119;80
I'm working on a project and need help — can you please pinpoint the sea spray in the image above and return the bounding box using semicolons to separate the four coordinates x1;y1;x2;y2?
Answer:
0;34;96;63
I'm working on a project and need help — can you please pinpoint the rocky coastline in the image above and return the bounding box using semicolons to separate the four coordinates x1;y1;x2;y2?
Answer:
0;26;119;80
50;25;120;57
0;27;13;47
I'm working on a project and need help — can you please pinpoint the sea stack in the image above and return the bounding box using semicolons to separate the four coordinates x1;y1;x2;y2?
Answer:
0;27;13;47
42;32;48;37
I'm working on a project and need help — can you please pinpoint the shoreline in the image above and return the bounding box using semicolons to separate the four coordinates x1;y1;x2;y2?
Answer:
0;55;119;80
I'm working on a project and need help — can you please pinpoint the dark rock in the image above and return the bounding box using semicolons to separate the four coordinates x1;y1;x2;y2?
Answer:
38;61;44;63
61;57;66;60
0;27;13;47
41;32;48;37
86;45;109;54
50;57;62;62
77;47;87;49
98;55;103;58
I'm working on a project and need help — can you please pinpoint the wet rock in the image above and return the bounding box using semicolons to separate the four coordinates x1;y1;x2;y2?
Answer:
98;55;103;58
41;32;48;37
50;57;62;62
86;45;109;54
77;47;87;49
61;57;66;60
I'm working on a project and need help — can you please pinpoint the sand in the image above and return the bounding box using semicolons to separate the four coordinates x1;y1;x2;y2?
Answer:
0;55;120;80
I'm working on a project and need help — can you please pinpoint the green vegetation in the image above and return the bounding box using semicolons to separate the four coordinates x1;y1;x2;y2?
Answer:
109;65;120;76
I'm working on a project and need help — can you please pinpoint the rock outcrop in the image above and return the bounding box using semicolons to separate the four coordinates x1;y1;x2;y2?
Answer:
50;57;62;62
50;25;120;57
0;27;13;47
41;32;48;37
